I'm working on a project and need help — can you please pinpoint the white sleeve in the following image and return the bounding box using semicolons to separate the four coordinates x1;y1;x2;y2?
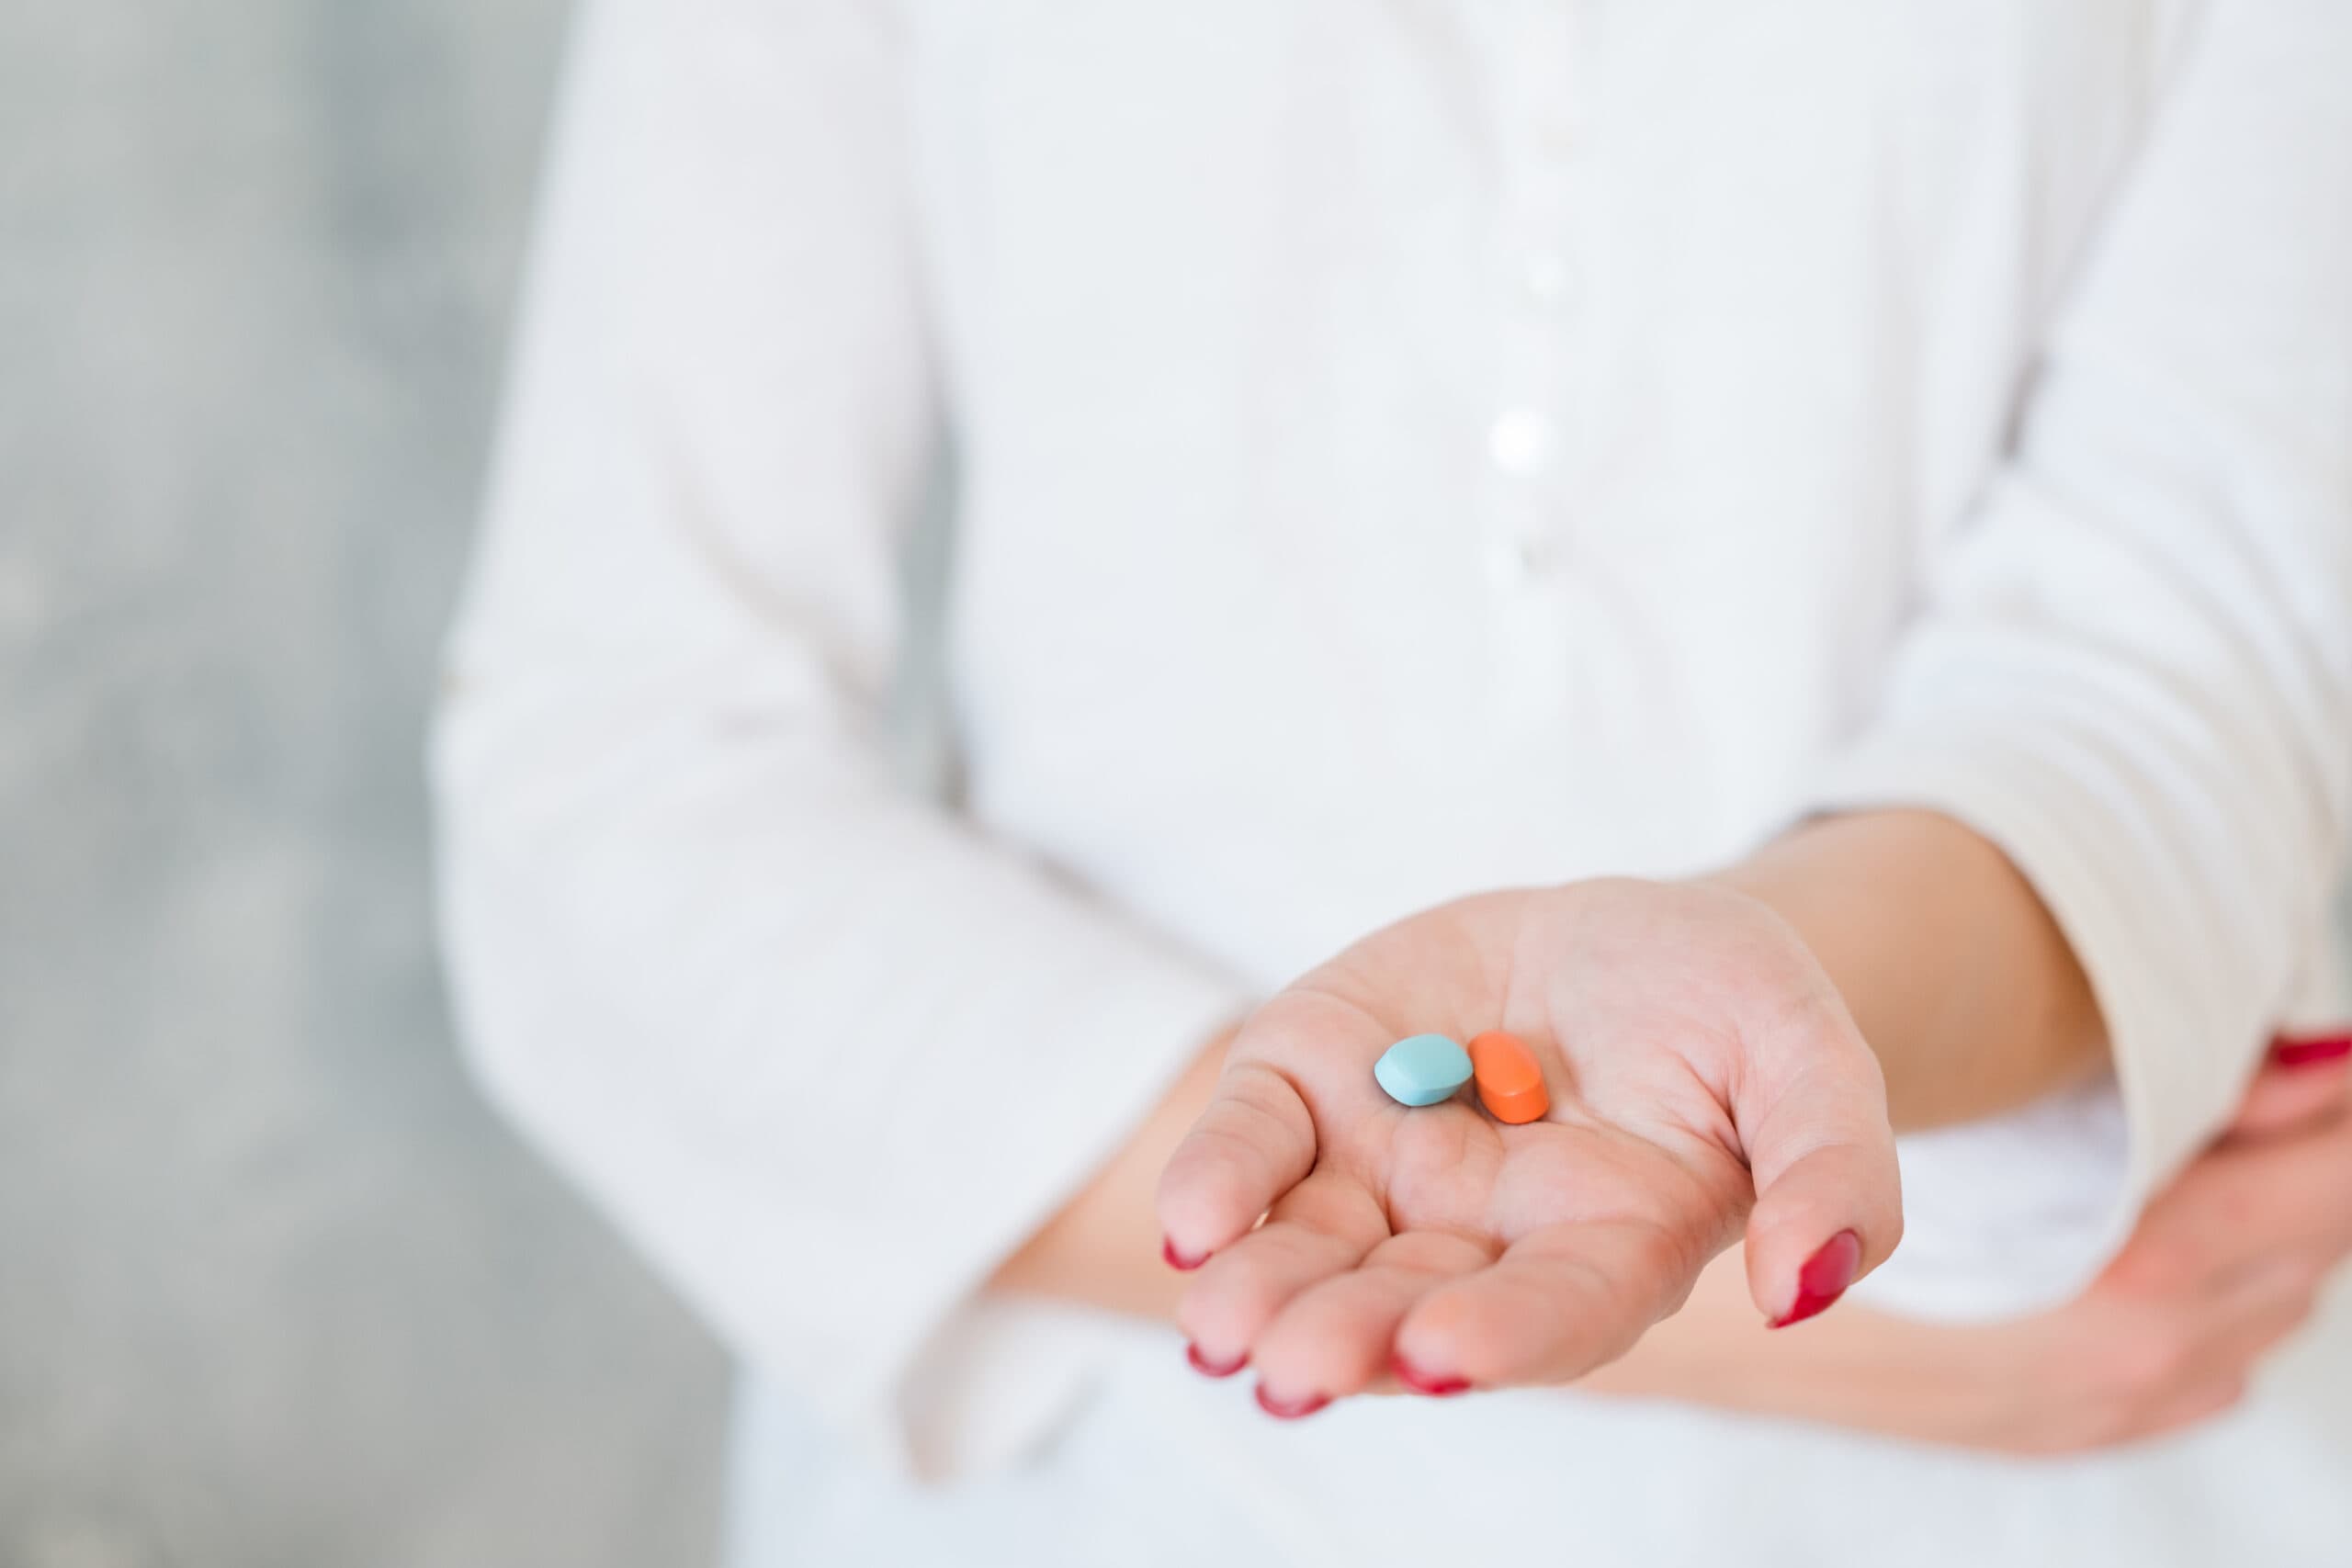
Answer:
430;0;1245;1477
1806;4;2352;1253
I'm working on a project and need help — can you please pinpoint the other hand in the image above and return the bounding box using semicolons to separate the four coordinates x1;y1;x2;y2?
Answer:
1587;1032;2352;1454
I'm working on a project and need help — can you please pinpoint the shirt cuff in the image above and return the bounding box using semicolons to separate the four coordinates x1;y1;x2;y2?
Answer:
1798;728;2264;1287
844;956;1244;1480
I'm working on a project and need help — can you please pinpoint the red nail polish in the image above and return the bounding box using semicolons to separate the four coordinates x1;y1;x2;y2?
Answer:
1162;1237;1206;1271
1186;1342;1247;1379
2273;1033;2352;1070
1769;1228;1861;1329
1253;1383;1329;1420
1390;1353;1471;1397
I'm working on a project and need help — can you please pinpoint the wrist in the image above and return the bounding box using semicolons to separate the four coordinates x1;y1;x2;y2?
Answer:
1705;809;2104;1131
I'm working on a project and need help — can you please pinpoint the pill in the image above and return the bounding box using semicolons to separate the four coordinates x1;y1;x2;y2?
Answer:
1468;1030;1548;1123
1374;1033;1474;1107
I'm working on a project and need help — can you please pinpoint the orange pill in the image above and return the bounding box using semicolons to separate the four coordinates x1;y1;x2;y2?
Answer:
1467;1031;1548;1124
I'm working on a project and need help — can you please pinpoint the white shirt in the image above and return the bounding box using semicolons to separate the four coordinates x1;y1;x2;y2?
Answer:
432;1;2352;1562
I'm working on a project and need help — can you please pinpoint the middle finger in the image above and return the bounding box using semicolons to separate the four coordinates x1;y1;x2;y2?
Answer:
1177;1167;1388;1377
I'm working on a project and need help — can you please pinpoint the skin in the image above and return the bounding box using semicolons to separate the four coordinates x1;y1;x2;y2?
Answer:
1578;1043;2352;1451
1155;874;1905;1402
990;808;2336;1439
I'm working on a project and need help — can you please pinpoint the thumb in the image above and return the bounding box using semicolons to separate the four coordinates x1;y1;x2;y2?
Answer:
1734;1001;1904;1328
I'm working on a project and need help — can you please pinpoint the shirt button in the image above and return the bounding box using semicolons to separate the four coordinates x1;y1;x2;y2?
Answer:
1487;408;1553;476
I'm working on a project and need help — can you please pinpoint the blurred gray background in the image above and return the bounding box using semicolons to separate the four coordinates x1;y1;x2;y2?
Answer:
0;4;731;1565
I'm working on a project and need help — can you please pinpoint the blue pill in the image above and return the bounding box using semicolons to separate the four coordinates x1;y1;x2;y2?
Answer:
1374;1033;1474;1107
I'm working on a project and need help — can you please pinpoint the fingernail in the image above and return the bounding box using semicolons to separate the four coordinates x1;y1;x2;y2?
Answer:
1162;1237;1206;1271
1253;1383;1329;1420
2272;1033;2352;1070
1390;1353;1471;1397
1769;1228;1861;1329
1185;1342;1247;1379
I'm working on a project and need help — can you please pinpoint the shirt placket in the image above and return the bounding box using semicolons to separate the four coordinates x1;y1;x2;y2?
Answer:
1481;1;1585;722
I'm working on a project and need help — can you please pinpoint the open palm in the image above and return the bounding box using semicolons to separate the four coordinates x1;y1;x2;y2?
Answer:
1157;878;1902;1414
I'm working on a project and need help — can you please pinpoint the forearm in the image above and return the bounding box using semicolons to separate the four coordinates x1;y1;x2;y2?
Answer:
1590;810;2107;1408
1008;1059;2087;1446
1714;807;2108;1131
1576;1246;2019;1438
995;808;2106;1315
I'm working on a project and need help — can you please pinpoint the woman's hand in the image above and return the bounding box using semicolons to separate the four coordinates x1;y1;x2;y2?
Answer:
1155;878;1903;1414
1585;1033;2352;1454
2020;1034;2352;1450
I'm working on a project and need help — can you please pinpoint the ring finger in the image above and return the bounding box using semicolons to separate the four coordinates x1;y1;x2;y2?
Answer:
1248;1228;1497;1407
1176;1168;1388;1376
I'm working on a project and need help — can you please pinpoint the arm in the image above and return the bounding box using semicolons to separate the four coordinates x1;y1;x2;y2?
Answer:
1016;6;2352;1391
992;807;2101;1313
998;848;2351;1453
435;0;1243;1474
1793;0;2352;1224
1584;1035;2352;1452
1713;809;2106;1133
